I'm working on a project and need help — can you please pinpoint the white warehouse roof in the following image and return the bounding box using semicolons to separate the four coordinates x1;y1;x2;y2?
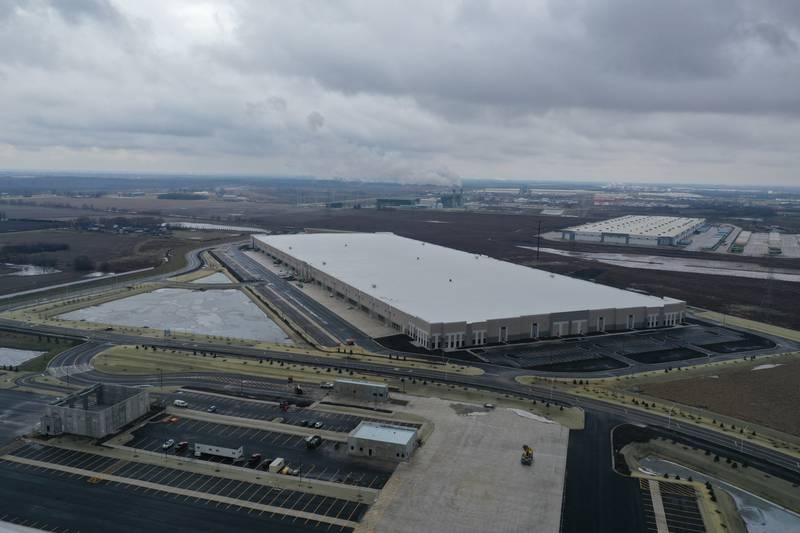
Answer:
565;215;705;238
350;422;416;446
253;232;681;325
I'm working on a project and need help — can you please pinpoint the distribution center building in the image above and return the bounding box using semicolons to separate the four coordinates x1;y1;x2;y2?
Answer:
561;215;705;246
251;232;686;351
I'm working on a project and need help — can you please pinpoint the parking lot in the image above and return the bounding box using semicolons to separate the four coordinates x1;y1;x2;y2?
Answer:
9;443;367;523
468;324;769;371
0;457;354;533
127;416;396;488
169;390;419;433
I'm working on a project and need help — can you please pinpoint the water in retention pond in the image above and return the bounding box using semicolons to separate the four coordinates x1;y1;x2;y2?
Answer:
59;288;292;344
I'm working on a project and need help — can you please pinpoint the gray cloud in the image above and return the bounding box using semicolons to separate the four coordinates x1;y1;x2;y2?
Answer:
0;0;798;185
307;111;325;132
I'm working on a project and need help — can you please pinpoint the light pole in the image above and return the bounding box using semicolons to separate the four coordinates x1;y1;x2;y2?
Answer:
667;403;677;429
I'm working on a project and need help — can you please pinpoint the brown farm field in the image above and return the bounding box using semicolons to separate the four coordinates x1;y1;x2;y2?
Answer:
637;357;800;436
0;228;240;295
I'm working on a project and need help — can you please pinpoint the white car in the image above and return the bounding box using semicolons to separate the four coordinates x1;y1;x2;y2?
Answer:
162;439;175;450
320;382;334;390
173;399;188;408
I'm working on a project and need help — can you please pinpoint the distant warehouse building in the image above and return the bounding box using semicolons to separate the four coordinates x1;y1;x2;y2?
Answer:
40;384;150;439
251;232;686;350
561;215;705;247
348;422;417;461
334;379;389;402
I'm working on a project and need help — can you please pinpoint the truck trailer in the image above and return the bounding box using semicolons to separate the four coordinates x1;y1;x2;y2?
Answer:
194;443;244;460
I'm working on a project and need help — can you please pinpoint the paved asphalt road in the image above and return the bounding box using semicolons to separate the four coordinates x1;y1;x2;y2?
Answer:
0;388;50;443
561;412;647;533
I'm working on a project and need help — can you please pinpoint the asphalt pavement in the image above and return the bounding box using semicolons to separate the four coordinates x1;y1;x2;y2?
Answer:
0;459;349;533
128;415;396;488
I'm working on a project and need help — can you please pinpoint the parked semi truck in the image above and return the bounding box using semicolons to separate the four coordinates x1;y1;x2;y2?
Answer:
194;443;244;460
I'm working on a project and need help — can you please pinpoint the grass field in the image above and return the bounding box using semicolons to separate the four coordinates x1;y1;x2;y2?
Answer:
0;229;243;300
636;356;800;437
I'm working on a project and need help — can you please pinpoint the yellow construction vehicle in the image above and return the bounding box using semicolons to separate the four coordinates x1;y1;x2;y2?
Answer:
521;445;534;466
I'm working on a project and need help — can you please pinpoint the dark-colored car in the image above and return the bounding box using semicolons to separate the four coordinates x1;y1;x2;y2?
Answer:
305;435;322;449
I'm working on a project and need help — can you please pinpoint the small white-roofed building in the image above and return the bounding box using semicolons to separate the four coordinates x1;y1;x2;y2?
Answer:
334;379;389;402
347;421;417;461
562;215;705;247
252;232;686;350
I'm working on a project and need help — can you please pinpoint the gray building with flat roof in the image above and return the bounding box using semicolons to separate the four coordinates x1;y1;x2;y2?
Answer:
347;422;417;461
334;379;389;402
40;383;150;439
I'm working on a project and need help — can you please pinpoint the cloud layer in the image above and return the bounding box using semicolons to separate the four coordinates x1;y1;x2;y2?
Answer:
1;0;799;184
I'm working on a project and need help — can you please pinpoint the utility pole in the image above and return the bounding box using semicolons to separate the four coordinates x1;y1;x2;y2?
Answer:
537;219;542;262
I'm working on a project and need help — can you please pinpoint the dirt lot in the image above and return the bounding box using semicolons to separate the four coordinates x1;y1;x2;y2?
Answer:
0;228;239;295
637;357;800;436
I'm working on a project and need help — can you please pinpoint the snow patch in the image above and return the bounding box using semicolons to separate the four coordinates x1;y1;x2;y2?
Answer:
752;364;782;371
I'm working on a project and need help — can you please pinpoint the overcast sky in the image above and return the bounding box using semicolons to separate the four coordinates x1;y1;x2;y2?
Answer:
1;0;799;186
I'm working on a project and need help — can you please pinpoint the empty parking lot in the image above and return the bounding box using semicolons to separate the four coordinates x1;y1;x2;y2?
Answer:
0;455;355;533
9;442;367;524
468;324;772;371
127;415;396;488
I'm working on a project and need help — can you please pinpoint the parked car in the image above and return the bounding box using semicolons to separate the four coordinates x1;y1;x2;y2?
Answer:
319;382;334;390
207;405;217;413
483;403;495;409
162;439;175;450
175;441;189;452
300;419;309;427
313;421;323;429
305;435;322;449
249;453;262;465
173;399;188;408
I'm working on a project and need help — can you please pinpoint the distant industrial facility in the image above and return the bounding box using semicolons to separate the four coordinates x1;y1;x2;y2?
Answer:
252;232;685;351
40;384;150;439
561;215;706;246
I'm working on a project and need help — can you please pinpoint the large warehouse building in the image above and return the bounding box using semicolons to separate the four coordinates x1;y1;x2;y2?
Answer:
561;215;705;246
252;233;686;350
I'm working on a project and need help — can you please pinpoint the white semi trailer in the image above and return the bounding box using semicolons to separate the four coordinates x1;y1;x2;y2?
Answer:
194;443;244;460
